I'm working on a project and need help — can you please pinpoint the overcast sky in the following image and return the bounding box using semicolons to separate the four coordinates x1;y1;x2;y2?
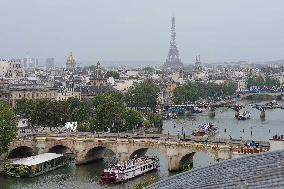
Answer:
1;0;284;65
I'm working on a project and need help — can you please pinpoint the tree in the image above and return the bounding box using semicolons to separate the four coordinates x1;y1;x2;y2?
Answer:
104;71;120;79
148;112;163;128
15;98;35;129
265;75;280;87
133;176;157;189
0;101;17;155
125;81;160;112
246;74;280;88
122;109;143;131
92;92;126;132
172;81;237;104
15;98;33;119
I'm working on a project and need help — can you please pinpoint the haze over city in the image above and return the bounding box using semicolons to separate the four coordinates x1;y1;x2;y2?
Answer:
1;0;284;65
1;1;284;188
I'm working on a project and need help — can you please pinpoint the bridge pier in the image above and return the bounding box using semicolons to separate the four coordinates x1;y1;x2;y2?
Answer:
235;111;239;118
209;111;215;117
209;107;215;118
260;110;265;119
216;147;232;160
168;155;183;171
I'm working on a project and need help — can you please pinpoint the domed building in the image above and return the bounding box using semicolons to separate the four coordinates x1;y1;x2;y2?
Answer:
66;51;76;69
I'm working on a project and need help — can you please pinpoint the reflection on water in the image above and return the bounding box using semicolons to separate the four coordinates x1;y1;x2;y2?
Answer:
1;100;283;189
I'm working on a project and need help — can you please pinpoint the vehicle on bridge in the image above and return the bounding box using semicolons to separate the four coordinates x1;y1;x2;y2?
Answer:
100;156;160;183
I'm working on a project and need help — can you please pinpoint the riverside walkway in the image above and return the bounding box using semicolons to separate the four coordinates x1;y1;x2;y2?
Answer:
147;149;284;189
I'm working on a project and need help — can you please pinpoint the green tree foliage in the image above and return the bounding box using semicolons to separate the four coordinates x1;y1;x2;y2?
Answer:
14;91;161;133
122;109;143;131
173;81;237;104
125;81;160;112
148;112;163;128
104;70;120;79
133;176;157;189
0;101;17;154
246;75;280;88
92;93;125;132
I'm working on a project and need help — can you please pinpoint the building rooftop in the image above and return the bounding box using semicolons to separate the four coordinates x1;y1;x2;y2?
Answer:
147;150;284;189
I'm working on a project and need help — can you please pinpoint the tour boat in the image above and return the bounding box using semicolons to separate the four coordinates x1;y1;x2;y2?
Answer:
4;153;70;177
99;156;160;183
238;111;250;120
192;123;217;137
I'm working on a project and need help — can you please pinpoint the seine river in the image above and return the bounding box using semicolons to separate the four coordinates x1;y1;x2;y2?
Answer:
1;100;284;189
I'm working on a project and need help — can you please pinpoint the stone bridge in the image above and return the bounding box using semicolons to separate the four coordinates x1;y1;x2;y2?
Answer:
8;134;269;171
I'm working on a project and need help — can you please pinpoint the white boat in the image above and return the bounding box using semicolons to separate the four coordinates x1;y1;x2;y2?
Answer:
238;111;250;120
100;156;160;183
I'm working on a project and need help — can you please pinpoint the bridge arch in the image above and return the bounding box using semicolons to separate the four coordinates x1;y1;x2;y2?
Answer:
129;147;168;160
178;150;217;171
48;145;75;155
129;148;148;159
179;152;195;170
79;146;117;164
8;146;35;158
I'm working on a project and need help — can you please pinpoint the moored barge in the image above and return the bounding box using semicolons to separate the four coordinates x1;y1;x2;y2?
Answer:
4;153;70;177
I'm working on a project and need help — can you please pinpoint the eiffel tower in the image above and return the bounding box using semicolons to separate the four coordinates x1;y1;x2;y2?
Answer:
163;16;183;70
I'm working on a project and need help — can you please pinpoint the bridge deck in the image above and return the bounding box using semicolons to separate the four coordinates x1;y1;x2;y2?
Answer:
14;133;270;153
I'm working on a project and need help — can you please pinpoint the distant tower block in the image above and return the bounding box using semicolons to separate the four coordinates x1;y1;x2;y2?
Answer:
66;51;76;69
163;16;184;71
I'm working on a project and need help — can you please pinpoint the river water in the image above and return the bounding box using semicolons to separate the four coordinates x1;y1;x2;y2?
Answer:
1;100;284;189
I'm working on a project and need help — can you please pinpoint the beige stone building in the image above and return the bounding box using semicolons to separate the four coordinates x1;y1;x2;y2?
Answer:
89;61;108;86
57;88;81;101
0;87;81;107
66;52;76;69
0;88;58;107
0;59;24;78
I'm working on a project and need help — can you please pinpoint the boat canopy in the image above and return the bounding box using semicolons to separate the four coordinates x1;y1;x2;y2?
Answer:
11;153;63;166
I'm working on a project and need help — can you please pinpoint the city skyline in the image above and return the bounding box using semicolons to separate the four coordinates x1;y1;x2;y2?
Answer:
1;0;284;64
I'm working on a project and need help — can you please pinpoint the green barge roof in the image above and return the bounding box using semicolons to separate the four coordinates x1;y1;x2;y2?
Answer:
11;153;63;166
